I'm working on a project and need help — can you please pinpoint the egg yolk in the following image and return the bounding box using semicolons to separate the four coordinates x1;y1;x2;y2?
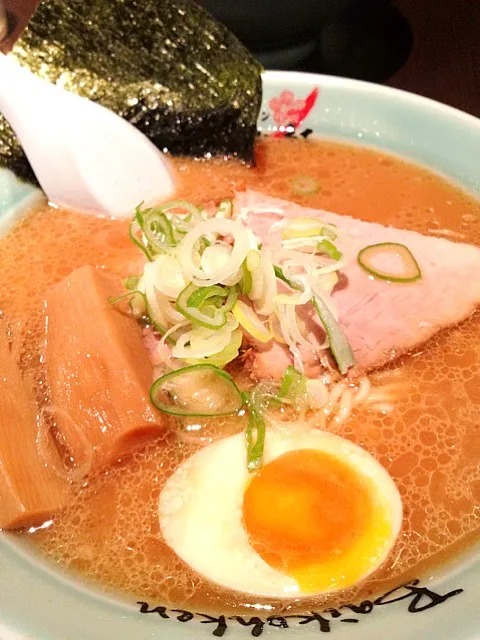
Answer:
242;449;392;593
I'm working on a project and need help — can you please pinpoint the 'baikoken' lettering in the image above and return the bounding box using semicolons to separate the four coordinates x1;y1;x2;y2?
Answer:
137;579;464;637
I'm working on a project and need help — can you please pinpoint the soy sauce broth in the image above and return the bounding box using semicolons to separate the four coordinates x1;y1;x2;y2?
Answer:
1;136;480;615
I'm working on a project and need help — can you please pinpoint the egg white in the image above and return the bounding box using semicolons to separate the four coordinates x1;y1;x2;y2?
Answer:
158;421;402;598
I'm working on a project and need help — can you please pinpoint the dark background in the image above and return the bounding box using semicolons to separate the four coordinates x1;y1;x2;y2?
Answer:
389;0;480;118
2;0;480;118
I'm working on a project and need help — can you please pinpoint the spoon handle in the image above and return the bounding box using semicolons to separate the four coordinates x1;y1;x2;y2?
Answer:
0;53;57;149
0;51;175;216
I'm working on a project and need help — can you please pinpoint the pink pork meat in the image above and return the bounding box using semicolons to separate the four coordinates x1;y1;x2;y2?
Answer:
236;190;480;378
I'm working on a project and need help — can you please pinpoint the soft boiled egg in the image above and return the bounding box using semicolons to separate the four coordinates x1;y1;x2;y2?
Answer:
158;421;402;598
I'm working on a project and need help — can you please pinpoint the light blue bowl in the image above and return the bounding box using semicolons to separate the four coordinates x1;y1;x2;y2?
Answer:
0;70;479;640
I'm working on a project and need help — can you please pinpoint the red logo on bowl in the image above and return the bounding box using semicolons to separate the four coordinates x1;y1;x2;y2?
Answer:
268;88;319;138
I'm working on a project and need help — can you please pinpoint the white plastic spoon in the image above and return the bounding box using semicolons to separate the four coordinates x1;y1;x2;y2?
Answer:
0;53;175;217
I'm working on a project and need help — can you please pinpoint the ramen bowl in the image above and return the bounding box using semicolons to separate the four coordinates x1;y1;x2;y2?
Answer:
0;70;479;640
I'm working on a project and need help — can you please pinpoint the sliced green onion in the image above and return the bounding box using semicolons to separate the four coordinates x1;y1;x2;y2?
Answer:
217;198;233;218
129;218;153;261
277;365;307;404
159;200;201;218
246;249;261;271
106;290;139;306
241;250;260;296
274;265;302;291
142;209;176;249
357;242;422;283
321;225;337;241
176;284;237;330
190;285;237;312
245;403;266;472
312;295;355;375
124;275;140;290
316;239;343;261
129;291;147;319
107;289;148;324
317;272;339;294
176;283;227;329
282;217;323;239
221;287;238;312
135;202;202;254
187;285;228;308
244;389;269;472
134;202;146;227
142;293;176;344
232;300;272;343
290;175;321;195
185;329;243;368
167;204;201;242
129;199;204;260
275;268;354;374
150;364;244;417
240;258;253;295
245;382;279;472
196;236;212;253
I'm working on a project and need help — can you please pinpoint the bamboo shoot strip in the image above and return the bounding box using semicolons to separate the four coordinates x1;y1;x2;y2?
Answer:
45;265;165;473
0;319;69;530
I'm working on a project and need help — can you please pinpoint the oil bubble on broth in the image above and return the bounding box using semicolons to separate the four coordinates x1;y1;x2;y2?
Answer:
1;136;479;615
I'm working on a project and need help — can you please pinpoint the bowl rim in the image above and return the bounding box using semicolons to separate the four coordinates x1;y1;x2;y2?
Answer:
0;69;479;640
263;69;480;129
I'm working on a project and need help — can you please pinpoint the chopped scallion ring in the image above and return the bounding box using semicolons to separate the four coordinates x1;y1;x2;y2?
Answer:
158;200;201;218
316;239;343;261
107;290;141;307
124;275;140;290
217;198;233;218
245;401;266;472
244;386;274;472
321;225;337;241
129;291;147;320
273;265;302;290
176;283;238;329
312;294;355;375
357;242;422;283
282;217;323;239
187;285;228;308
129;218;153;261
176;283;227;329
232;300;273;343
290;175;321;195
240;258;253;295
150;364;244;417
277;365;307;404
222;287;239;312
185;329;243;368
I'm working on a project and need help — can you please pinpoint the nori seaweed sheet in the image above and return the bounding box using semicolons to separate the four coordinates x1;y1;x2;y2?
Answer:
0;0;263;184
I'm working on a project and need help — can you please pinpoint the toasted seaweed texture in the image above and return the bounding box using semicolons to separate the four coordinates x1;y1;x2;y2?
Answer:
0;0;263;184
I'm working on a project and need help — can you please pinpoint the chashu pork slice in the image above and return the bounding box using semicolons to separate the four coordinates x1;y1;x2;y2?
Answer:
235;190;480;378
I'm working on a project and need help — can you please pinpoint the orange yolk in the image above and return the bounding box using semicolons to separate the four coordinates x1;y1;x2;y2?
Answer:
242;449;388;593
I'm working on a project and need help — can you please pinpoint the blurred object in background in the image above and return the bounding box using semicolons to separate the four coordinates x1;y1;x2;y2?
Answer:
0;0;8;41
0;0;39;51
389;0;480;118
197;0;412;81
1;0;478;117
303;0;412;83
198;0;480;117
198;0;359;68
